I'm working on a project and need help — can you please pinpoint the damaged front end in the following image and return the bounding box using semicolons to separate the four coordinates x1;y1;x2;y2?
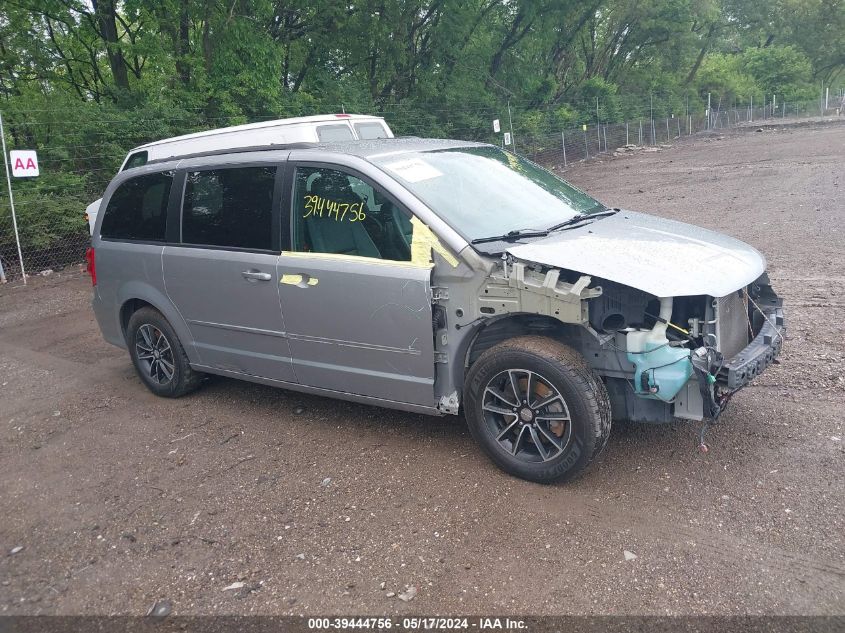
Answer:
587;273;786;424
455;253;785;426
694;275;786;419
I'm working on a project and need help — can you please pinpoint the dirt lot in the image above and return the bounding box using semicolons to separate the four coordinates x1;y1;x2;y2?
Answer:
1;121;843;617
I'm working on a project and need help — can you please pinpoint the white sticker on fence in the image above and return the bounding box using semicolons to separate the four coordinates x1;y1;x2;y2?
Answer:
10;150;39;177
383;158;443;183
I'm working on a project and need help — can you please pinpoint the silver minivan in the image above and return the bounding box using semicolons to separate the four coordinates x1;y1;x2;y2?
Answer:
89;138;785;483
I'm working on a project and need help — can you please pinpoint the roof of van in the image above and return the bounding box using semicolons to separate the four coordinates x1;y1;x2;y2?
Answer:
131;114;387;152
311;137;484;159
145;138;486;168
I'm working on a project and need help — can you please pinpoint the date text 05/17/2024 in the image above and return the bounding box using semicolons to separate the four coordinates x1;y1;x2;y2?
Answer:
307;617;527;630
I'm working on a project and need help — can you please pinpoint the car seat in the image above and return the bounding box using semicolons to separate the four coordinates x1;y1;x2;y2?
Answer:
305;172;381;258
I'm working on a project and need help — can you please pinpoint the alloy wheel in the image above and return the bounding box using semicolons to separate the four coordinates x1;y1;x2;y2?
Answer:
135;324;175;385
481;368;572;463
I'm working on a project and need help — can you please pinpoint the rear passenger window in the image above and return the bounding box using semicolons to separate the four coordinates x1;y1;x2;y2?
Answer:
316;124;355;142
182;167;276;250
100;172;172;242
354;122;388;139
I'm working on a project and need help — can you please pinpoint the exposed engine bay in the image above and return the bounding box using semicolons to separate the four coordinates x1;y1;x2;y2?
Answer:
453;256;785;428
584;275;785;425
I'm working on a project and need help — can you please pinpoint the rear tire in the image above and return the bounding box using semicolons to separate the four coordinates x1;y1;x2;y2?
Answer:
464;336;611;483
127;307;202;398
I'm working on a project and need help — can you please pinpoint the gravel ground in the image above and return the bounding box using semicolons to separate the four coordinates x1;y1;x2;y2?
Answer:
0;120;843;616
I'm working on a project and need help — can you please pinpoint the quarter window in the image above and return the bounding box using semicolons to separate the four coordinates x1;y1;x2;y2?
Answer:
354;122;389;139
100;171;172;241
292;166;411;262
316;124;355;142
122;151;148;170
182;167;276;250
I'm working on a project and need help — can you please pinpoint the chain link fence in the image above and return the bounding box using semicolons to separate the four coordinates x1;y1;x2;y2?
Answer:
516;98;842;172
0;97;842;284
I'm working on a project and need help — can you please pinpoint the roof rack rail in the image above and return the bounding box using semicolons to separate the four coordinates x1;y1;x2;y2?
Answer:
145;142;318;166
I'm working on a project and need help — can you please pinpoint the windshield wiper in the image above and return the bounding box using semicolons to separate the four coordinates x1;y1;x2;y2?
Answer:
471;228;550;245
470;208;619;245
546;208;619;232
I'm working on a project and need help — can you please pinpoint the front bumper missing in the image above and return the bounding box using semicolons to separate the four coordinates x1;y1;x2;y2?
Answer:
718;287;785;390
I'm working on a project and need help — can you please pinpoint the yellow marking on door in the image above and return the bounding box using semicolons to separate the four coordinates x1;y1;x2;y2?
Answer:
280;274;303;285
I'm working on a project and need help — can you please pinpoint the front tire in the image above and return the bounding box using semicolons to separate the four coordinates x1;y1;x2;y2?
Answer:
127;307;202;398
464;336;611;483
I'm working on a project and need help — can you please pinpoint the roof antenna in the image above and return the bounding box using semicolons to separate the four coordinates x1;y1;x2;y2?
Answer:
341;104;346;114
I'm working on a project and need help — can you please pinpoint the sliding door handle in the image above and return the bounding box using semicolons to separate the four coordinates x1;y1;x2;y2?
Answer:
242;270;272;281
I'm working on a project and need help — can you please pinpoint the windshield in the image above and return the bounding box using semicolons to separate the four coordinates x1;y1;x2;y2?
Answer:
372;146;604;241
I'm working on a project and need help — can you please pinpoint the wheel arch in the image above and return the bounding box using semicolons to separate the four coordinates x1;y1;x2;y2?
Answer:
120;298;154;338
116;282;197;363
463;313;583;375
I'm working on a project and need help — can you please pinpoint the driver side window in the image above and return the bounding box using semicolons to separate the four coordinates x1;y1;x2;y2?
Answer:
291;166;412;262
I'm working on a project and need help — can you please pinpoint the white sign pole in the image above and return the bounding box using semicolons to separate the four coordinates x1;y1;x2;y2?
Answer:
507;100;515;153
0;110;27;284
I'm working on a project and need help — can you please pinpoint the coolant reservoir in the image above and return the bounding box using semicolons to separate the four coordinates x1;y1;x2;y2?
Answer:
626;328;693;403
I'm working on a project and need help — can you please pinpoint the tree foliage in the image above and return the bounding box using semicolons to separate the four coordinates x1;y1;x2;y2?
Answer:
0;0;841;259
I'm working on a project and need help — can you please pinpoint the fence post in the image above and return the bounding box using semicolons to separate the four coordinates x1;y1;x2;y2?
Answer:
625;121;629;146
651;118;656;145
506;100;516;154
666;118;670;142
0;109;27;285
561;131;567;167
639;119;643;145
677;118;681;138
602;125;608;152
584;128;589;158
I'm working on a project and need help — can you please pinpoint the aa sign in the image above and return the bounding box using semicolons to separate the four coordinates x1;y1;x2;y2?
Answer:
10;150;39;177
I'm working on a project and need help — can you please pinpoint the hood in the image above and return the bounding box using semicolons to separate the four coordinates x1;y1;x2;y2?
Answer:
506;210;766;297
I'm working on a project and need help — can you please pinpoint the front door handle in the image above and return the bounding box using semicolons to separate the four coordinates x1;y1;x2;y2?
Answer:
242;270;272;281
